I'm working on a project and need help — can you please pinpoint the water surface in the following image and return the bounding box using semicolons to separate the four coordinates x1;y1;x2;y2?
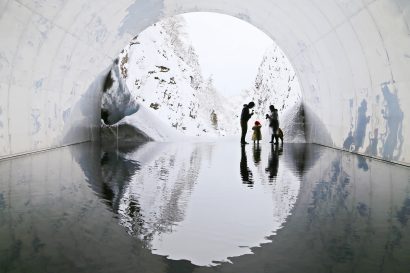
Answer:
0;141;409;273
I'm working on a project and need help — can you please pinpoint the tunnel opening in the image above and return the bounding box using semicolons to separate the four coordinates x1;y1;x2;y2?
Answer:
99;12;305;145
1;1;410;271
0;0;408;165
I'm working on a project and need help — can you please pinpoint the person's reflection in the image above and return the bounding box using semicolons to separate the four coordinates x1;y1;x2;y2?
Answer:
265;143;283;183
240;145;254;187
253;143;261;166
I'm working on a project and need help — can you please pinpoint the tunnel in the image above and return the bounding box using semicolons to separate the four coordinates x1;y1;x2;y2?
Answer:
0;0;409;165
1;2;410;272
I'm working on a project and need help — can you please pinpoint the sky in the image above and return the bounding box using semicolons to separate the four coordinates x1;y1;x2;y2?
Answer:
181;12;273;98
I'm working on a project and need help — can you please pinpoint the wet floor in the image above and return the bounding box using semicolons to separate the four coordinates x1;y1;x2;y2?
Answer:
0;141;409;273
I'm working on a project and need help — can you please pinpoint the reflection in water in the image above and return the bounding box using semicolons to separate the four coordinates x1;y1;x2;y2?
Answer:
97;142;300;266
0;142;409;272
397;197;410;226
240;145;254;187
292;152;410;273
265;143;283;183
252;143;261;165
99;143;201;250
99;149;141;210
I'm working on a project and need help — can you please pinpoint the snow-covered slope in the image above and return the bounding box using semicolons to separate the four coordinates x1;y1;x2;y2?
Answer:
249;45;304;142
101;17;238;140
101;16;304;142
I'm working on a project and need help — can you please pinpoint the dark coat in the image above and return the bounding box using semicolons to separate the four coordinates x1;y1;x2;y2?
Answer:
241;105;253;122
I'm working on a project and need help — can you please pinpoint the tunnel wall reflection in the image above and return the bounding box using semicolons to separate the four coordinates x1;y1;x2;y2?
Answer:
1;142;409;272
0;0;409;165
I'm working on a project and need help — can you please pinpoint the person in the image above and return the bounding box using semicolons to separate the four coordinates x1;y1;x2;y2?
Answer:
265;142;282;183
240;101;255;144
252;120;262;145
252;143;261;166
266;105;279;144
240;145;254;187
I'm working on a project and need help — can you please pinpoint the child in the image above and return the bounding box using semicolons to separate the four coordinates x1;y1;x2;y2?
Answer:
252;121;262;145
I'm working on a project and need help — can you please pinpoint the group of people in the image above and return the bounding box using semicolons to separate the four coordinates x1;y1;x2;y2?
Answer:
240;101;282;145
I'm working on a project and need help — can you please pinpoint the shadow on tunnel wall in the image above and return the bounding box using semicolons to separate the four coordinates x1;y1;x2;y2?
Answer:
61;68;111;145
303;103;333;147
343;82;404;163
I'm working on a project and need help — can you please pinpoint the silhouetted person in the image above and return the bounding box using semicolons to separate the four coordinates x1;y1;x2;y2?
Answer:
240;101;255;144
240;145;254;187
266;105;279;144
252;120;262;145
252;143;261;166
265;143;282;183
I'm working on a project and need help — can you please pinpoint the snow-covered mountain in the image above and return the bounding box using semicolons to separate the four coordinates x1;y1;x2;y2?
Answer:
101;16;303;142
249;45;305;142
101;17;238;140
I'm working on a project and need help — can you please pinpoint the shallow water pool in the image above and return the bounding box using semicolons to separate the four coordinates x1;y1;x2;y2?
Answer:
0;141;409;273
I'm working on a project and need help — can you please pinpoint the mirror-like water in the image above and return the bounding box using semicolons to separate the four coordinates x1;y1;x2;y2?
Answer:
99;142;300;266
0;141;409;273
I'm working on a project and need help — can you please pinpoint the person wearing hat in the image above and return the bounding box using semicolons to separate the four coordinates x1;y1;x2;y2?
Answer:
252;120;262;145
240;101;255;144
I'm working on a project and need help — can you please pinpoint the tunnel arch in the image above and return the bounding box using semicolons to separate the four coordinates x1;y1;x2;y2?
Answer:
0;0;409;165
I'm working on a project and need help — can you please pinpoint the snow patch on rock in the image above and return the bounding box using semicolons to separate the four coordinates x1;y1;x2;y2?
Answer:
101;16;304;142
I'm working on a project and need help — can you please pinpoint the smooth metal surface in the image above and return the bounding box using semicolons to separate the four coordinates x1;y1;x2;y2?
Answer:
0;0;409;165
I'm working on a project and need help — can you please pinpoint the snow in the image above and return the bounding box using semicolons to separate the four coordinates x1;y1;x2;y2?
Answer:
101;15;303;142
249;45;304;142
119;104;183;141
98;14;305;266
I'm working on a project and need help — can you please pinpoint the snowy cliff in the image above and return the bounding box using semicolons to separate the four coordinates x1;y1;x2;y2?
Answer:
101;16;303;142
249;45;304;142
101;17;238;141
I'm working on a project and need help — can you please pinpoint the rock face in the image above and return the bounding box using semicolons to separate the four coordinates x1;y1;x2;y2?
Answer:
250;45;304;142
101;16;303;142
101;16;238;140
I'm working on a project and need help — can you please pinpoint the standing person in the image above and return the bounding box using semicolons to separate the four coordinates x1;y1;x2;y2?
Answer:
252;120;262;145
240;101;255;144
266;105;279;144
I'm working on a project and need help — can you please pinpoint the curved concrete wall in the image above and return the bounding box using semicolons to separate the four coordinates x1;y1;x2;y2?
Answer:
0;0;409;165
